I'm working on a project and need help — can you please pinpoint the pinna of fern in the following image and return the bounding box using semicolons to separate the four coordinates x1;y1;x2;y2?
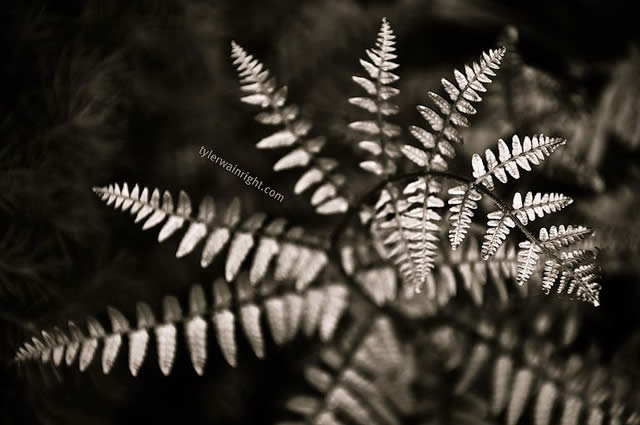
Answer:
231;41;349;215
401;45;506;172
349;17;403;177
14;275;349;375
438;132;601;306
92;183;329;288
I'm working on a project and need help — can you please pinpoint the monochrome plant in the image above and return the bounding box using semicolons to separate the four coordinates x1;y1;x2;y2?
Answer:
12;17;639;425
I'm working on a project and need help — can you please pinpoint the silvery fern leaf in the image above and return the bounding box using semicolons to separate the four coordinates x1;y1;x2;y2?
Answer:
350;17;402;176
282;316;405;425
448;135;566;250
231;42;348;214
510;192;573;225
481;192;573;259
516;240;543;288
481;211;517;260
373;178;444;294
538;224;593;250
402;47;505;171
447;184;483;250
471;134;566;190
516;225;600;305
14;277;349;373
93;183;328;288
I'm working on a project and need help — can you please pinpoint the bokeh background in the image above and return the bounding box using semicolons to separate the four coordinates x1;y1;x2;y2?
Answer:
2;0;640;423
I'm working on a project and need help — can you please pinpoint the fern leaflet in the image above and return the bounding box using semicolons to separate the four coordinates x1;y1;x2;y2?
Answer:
14;276;349;374
231;42;349;214
481;191;573;259
421;302;638;425
93;183;328;288
516;225;599;305
402;47;505;171
350;17;402;176
372;178;444;294
448;134;566;250
472;134;566;190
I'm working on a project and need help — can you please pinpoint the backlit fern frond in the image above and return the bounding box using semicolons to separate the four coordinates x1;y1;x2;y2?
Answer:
281;315;405;425
448;134;566;251
447;184;483;250
349;17;402;176
516;225;594;292
481;192;573;259
471;134;566;190
519;225;601;304
231;42;349;215
14;276;349;374
93;183;328;288
401;47;505;171
371;177;444;294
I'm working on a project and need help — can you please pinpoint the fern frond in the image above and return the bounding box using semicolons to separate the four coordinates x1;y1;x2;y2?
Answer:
471;134;566;190
350;17;402;176
447;184;483;250
516;225;600;305
281;316;405;425
510;192;573;224
538;224;593;250
448;134;566;250
372;178;445;294
14;276;349;374
481;192;573;259
231;42;349;215
401;47;505;171
93;183;328;288
516;240;543;287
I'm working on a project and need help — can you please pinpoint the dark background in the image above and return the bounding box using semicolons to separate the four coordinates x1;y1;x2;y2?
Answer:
2;0;639;424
